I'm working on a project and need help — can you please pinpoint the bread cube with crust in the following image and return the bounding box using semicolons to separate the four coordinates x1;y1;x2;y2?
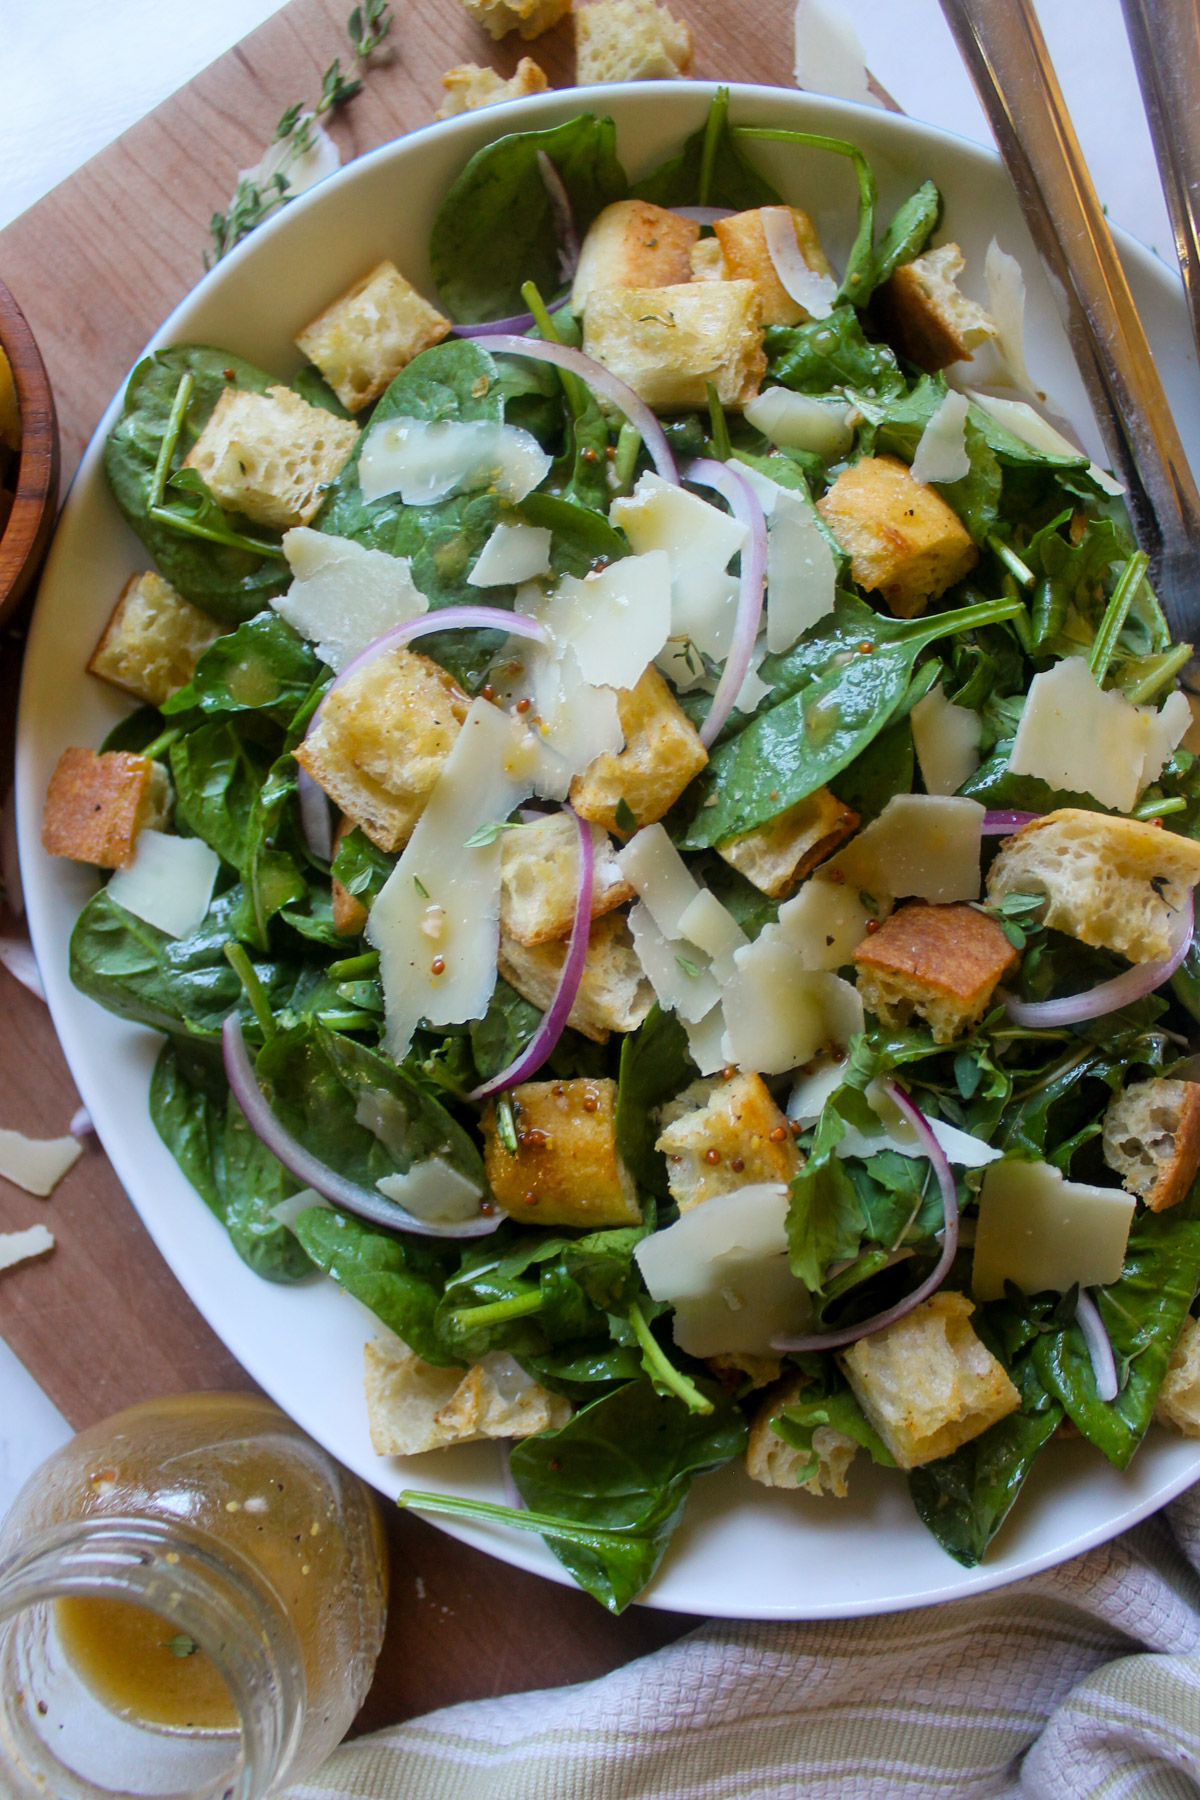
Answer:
877;243;998;372
746;1373;858;1497
707;1351;783;1392
88;572;220;709
461;0;569;36
295;645;470;853
986;808;1200;965
295;262;452;413
183;385;358;531
717;787;859;898
1155;1315;1200;1438
817;453;978;619
1103;1078;1200;1213
839;1291;1020;1470
435;57;549;119
853;901;1018;1044
655;1072;802;1212
363;1334;570;1456
499;811;634;945
570;665;708;835
689;237;727;282
575;0;693;82
713;207;835;327
572;200;699;315
582;281;766;412
482;1076;642;1227
498;911;654;1042
42;749;171;870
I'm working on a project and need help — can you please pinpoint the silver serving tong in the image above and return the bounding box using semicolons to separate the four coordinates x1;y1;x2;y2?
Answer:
1120;0;1200;367
938;0;1200;655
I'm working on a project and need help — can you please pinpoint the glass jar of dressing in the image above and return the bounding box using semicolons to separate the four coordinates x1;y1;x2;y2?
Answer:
0;1392;388;1799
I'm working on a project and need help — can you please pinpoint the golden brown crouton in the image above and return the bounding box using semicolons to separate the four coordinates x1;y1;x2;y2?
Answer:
363;1334;570;1456
717;787;859;899
707;1351;783;1393
853;901;1018;1044
461;0;569;37
986;808;1200;965
575;0;693;81
655;1073;802;1212
839;1292;1020;1470
87;572;221;708
876;243;998;372
689;237;727;282
572;200;700;316
435;57;549;119
570;665;708;835
713;207;835;327
42;749;171;870
817;454;978;619
499;811;633;946
295;646;470;853
483;1077;642;1228
746;1373;858;1497
581;282;766;412
1103;1078;1200;1213
498;911;654;1042
1155;1315;1200;1438
295;262;452;414
184;385;358;531
330;813;369;937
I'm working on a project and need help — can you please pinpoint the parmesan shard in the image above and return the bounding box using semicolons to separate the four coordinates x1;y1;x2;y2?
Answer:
0;1129;83;1197
376;1160;484;1224
105;831;220;940
467;521;552;587
1007;657;1190;813
627;900;720;1024
275;528;427;671
911;683;981;797
972;1158;1136;1301
910;389;971;485
738;463;838;653
683;1005;728;1075
967;390;1123;497
539;552;672;691
610;472;746;680
776;874;874;969
742;388;853;460
676;889;748;981
830;794;984;907
0;1224;56;1274
721;931;863;1074
616;823;702;940
493;606;624;802
358;417;551;506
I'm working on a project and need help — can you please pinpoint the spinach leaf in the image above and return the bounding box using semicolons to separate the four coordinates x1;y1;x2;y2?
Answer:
228;751;309;951
773;1374;896;1479
431;116;627;322
469;978;542;1084
616;1006;695;1198
164;612;322;723
517;490;628;572
765;310;904;399
101;705;171;754
331;828;395;914
293;1206;460;1367
633;87;780;211
831;716;914;826
519;1341;644;1403
169;719;277;868
868;180;941;293
786;1105;865;1290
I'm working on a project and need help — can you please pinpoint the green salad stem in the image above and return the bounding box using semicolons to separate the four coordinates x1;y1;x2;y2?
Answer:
706;383;733;462
327;951;380;980
148;371;195;511
987;535;1035;588
735;126;877;300
223;942;277;1042
628;1301;713;1415
1090;550;1150;683
448;1289;544;1330
521;279;589;420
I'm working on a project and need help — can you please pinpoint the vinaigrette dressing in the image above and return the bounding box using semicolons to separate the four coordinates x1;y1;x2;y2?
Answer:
54;1596;238;1731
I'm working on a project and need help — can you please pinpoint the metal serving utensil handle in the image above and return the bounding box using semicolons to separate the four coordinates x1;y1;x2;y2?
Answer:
938;0;1200;649
1120;0;1200;363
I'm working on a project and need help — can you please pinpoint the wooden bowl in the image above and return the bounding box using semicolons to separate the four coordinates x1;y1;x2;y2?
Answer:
0;277;59;629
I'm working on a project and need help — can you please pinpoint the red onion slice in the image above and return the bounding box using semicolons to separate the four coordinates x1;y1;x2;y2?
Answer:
671;206;736;224
1076;1288;1119;1401
464;335;679;485
685;458;768;747
983;810;1041;834
222;1015;501;1239
452;298;570;338
297;767;334;863
761;207;838;320
470;808;594;1099
1002;902;1194;1029
537;151;581;284
772;1081;960;1352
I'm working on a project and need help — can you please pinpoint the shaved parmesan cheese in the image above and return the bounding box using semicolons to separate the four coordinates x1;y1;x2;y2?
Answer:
376;1160;484;1224
793;0;882;110
911;683;981;797
910;389;970;485
786;1057;846;1123
0;1224;56;1274
1007;658;1190;812
761;207;839;319
276;528;427;670
776;873;873;969
467;521;552;587
1143;690;1193;790
735;639;772;715
832;795;985;906
498;629;623;801
244;114;339;198
677;889;748;981
269;1188;329;1231
359;418;552;507
738;463;838;654
744;388;854;460
985;240;1044;403
628;901;719;1023
368;699;535;1059
0;1129;82;1196
786;1071;1001;1168
617;824;701;939
722;931;863;1074
684;1005;728;1076
968;390;1122;496
541;552;671;690
972;1159;1135;1301
106;831;220;940
611;473;744;679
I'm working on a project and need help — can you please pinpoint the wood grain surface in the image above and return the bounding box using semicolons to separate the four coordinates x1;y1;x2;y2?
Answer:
0;0;801;1726
0;279;59;626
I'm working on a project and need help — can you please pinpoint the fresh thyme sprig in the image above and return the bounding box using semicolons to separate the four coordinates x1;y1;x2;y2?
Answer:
207;1;393;266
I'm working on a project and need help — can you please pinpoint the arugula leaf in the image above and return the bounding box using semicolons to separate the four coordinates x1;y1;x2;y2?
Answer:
293;1205;460;1366
765;309;904;399
868;179;941;293
616;1005;695;1198
786;1105;864;1291
736;127;876;304
632;87;779;211
331;827;395;914
164;612;322;723
468;978;541;1084
773;1381;896;1481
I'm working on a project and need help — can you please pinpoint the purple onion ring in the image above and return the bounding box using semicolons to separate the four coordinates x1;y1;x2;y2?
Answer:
685;458;768;747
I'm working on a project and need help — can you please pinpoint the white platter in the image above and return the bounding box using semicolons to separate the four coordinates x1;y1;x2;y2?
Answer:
17;82;1200;1619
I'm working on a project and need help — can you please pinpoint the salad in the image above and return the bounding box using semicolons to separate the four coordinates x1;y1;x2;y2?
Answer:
41;92;1200;1613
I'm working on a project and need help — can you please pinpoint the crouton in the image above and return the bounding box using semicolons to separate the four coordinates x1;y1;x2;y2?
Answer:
572;200;700;316
839;1291;1020;1470
183;385;358;531
295;646;470;853
1155;1315;1200;1438
331;814;369;936
707;1351;783;1392
986;808;1200;965
482;1076;642;1227
87;572;221;708
689;238;727;282
717;787;859;899
713;207;835;327
853;901;1018;1044
817;453;978;619
42;749;171;870
363;1334;570;1456
570;664;708;834
499;811;633;946
575;0;692;81
498;910;654;1042
294;263;452;413
876;243;998;373
746;1374;858;1497
655;1073;802;1212
435;57;549;119
581;282;766;412
1103;1078;1200;1213
461;0;570;37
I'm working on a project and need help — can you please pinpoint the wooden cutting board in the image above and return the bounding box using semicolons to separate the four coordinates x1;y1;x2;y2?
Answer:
0;0;801;1727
